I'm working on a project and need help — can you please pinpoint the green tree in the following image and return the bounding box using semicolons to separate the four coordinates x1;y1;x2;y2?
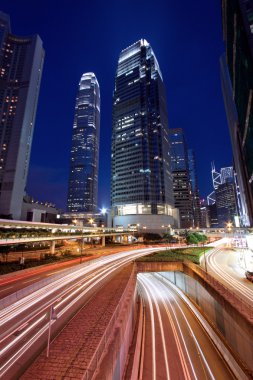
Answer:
186;234;198;245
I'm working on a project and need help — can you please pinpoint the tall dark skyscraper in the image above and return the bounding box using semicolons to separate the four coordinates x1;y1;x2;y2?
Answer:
111;39;178;230
0;11;44;220
207;164;239;227
67;73;100;213
188;149;201;228
169;128;193;228
216;180;238;227
221;0;253;225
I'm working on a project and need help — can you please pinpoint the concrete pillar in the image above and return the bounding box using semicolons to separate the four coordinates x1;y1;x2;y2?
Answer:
112;235;117;243
50;240;56;255
101;236;105;247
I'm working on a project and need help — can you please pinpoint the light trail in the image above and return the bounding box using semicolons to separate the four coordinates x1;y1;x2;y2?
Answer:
137;280;157;380
0;247;159;329
0;247;161;378
205;248;253;303
139;274;192;380
137;273;235;380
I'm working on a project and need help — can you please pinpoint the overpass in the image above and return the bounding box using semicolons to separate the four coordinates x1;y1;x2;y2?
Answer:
0;219;134;253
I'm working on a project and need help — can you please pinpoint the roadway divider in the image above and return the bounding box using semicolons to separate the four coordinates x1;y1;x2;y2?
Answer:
82;265;137;380
129;295;145;380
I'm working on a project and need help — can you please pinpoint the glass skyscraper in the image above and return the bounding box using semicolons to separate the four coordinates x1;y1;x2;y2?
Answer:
221;0;253;225
169;128;193;228
188;149;201;228
0;11;44;220
67;73;100;213
111;39;178;230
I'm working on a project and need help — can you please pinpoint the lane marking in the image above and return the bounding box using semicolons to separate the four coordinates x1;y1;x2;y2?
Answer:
0;286;13;293
23;277;40;284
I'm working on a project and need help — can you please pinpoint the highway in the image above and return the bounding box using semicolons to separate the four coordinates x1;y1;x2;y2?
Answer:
0;247;160;379
138;273;237;380
203;247;253;304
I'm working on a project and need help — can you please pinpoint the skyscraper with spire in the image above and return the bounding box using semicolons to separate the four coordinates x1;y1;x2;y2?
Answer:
67;73;100;213
111;39;178;230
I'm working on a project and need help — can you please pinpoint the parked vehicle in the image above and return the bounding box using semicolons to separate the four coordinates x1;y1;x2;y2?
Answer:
245;271;253;282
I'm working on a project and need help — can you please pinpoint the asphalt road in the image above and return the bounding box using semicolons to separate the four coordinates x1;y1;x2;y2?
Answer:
138;273;237;380
0;247;161;379
203;247;253;305
0;258;86;298
0;245;148;298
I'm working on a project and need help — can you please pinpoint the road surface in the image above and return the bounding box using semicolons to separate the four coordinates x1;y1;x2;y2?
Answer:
138;273;236;380
0;247;160;379
203;247;253;305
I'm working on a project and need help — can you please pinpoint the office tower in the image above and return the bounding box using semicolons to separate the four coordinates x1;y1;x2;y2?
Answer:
216;180;238;227
221;0;253;225
199;199;210;228
207;163;239;227
111;39;178;230
220;54;250;226
0;11;44;220
67;73;100;213
169;128;193;228
188;149;201;227
207;204;219;228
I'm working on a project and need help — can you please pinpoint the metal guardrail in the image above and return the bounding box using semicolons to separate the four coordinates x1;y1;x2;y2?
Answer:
82;266;136;380
184;261;253;324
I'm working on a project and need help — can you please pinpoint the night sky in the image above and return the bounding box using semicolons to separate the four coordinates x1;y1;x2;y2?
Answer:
1;0;232;211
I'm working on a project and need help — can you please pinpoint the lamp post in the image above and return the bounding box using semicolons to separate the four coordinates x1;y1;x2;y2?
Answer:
203;242;207;273
89;218;94;247
226;221;233;247
79;229;84;264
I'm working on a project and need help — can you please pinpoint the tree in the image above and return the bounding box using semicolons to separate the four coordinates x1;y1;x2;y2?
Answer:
0;246;11;262
186;234;198;245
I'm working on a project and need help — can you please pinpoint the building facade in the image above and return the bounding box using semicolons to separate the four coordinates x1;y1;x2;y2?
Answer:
220;54;250;226
0;11;44;220
188;149;201;228
215;180;238;227
207;164;239;227
111;39;178;231
169;128;193;228
67;73;100;213
221;0;253;225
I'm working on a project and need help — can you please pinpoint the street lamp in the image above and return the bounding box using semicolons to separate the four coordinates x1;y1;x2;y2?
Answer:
203;241;207;273
226;221;233;247
226;221;233;231
89;218;94;226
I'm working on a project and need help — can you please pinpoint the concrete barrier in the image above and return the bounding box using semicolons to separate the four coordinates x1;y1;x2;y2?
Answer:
82;266;137;380
129;296;145;380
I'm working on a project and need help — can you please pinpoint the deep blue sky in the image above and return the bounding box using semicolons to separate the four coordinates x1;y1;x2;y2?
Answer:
1;0;232;210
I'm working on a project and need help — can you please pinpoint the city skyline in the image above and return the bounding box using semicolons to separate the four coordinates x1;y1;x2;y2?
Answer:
1;1;232;210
